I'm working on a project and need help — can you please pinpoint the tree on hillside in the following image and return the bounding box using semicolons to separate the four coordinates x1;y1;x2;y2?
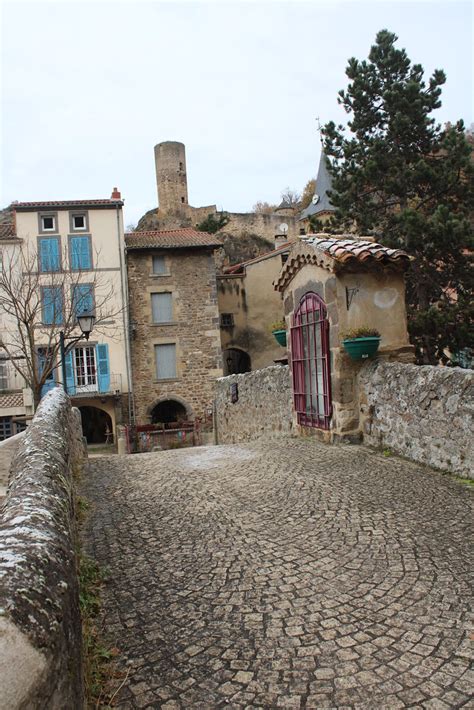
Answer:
252;201;277;214
322;29;474;365
0;245;120;409
300;178;317;210
196;211;230;234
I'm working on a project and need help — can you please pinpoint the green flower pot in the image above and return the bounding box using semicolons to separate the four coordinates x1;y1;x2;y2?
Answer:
272;329;287;347
343;336;380;360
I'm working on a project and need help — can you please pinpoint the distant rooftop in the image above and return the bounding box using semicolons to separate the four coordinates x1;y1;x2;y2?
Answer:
125;229;222;250
14;198;123;211
0;224;19;241
299;150;336;221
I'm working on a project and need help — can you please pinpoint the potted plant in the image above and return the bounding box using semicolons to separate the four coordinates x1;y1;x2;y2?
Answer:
341;326;381;360
270;319;287;347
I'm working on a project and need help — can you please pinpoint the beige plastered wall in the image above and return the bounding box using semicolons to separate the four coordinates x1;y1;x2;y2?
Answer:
12;208;130;431
217;252;287;371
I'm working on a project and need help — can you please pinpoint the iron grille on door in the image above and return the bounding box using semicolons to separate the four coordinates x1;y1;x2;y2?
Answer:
290;292;332;429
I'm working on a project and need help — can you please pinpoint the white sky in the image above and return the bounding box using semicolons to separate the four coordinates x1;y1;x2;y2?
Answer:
1;0;473;226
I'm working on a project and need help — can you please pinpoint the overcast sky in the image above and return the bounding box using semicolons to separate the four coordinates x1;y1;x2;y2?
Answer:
1;0;472;226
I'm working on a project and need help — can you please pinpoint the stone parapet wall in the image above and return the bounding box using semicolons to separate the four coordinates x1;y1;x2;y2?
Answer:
215;365;292;444
359;361;473;478
0;389;86;709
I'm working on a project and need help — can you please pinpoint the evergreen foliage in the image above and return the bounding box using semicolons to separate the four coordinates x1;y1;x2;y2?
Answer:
322;30;474;365
196;212;230;234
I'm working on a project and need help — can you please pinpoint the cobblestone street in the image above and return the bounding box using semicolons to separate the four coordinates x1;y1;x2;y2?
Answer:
80;438;474;709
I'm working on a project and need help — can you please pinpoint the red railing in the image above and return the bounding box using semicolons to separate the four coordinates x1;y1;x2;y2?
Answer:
290;292;332;430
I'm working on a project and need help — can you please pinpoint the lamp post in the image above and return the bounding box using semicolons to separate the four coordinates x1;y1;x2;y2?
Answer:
60;310;96;395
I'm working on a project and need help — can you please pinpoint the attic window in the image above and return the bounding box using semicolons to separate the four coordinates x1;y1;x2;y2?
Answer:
72;214;86;230
220;313;234;328
41;215;55;231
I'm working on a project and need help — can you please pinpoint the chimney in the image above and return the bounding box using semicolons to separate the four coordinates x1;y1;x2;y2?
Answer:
111;187;121;200
274;234;287;249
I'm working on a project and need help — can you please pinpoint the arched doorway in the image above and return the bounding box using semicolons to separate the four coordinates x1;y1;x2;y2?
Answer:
223;348;251;375
79;406;113;444
151;399;188;425
291;292;332;429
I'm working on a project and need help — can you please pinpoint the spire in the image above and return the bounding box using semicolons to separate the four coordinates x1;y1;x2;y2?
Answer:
299;149;336;221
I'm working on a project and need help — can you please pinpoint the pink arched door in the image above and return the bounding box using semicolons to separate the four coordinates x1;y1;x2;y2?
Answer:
290;292;332;429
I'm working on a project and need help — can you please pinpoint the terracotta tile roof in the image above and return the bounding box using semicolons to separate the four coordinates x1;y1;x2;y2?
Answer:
303;235;410;266
0;223;17;240
0;392;23;408
14;199;123;210
125;229;223;250
274;234;411;291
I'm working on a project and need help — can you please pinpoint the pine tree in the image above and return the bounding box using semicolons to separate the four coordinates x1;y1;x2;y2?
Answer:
322;30;474;365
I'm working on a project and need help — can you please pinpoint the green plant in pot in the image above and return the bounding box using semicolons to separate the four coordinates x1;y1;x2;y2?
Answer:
270;319;287;347
341;326;381;360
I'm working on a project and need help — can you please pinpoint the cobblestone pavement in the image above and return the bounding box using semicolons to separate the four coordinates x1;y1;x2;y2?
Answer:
80;438;474;709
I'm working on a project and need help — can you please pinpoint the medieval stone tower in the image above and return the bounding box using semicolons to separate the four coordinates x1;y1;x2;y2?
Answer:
154;141;189;214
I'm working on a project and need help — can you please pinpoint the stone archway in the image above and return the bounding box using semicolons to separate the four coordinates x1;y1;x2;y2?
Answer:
223;348;251;375
148;396;193;426
79;406;113;444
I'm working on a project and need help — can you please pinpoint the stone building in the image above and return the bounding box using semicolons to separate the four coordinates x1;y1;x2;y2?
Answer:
125;228;223;427
0;192;132;443
274;234;413;442
138;141;300;246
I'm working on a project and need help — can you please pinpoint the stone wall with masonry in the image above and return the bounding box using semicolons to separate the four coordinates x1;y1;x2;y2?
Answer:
215;365;293;444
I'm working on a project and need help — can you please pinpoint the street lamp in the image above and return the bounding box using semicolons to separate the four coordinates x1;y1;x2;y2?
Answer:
60;310;96;394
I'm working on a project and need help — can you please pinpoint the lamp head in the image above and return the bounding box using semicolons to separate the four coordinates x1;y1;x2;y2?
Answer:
77;310;96;340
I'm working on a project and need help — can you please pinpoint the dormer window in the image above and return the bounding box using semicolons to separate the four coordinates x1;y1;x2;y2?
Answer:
41;215;55;231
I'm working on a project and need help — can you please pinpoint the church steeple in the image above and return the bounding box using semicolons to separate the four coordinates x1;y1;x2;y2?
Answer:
299;149;336;221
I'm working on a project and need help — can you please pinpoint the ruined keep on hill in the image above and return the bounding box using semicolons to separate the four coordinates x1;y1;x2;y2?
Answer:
135;141;300;267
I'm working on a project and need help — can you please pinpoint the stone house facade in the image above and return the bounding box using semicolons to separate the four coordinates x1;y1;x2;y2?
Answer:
0;193;132;443
274;234;413;442
125;229;223;427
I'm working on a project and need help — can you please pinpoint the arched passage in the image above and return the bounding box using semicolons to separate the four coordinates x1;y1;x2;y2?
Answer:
79;406;113;444
151;399;188;425
223;348;251;375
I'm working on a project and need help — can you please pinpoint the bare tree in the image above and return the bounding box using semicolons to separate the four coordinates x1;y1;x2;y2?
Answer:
280;187;301;209
252;201;277;214
0;244;121;410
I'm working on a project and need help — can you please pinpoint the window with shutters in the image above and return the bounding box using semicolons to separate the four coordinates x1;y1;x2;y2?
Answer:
152;255;167;274
74;345;97;391
151;292;173;323
72;284;94;316
69;235;92;270
39;237;61;272
154;343;177;380
41;286;63;325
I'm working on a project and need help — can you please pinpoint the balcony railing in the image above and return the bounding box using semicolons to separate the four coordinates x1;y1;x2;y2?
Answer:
70;373;122;398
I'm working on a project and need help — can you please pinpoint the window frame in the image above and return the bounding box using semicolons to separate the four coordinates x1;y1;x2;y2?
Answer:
154;342;177;381
68;233;93;271
69;211;89;232
151;254;168;275
151;292;173;324
220;313;234;328
38;211;58;234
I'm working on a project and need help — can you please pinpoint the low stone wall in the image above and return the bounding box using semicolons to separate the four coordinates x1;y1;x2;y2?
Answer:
215;365;292;444
359;361;473;478
0;389;86;709
0;431;25;490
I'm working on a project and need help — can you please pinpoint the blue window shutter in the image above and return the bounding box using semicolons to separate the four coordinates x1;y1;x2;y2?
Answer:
42;287;63;325
42;288;53;324
96;344;110;393
73;285;93;315
71;237;91;270
50;238;60;271
38;350;56;398
40;238;60;271
65;350;76;395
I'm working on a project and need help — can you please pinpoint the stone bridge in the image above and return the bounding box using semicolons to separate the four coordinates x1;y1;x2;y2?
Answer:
80;438;473;709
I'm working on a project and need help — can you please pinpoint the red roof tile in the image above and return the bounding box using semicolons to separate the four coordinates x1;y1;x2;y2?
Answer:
303;235;410;266
0;223;18;240
14;199;123;210
125;229;222;250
